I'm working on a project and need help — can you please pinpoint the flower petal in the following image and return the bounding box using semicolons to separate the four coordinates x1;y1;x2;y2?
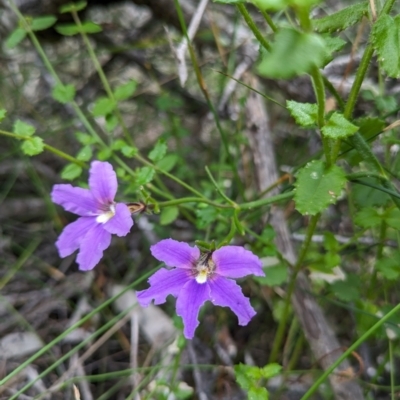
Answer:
51;184;97;216
88;161;117;204
136;268;190;307
150;239;200;269
212;246;264;278
176;280;211;339
208;276;256;326
103;203;133;236
55;217;98;257
76;224;111;271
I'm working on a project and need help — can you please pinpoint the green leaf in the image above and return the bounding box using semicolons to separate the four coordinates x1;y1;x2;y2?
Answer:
136;167;155;186
76;145;92;161
160;206;179;225
114;80;137;101
52;83;75;104
257;29;326;79
250;0;319;11
155;93;184;111
55;23;80;36
321;34;346;65
0;109;6;122
260;363;282;379
61;163;83;180
31;16;57;31
248;387;269;400
330;274;360;302
75;131;95;145
313;2;369;33
323;231;339;253
81;21;102;34
148;139;167;162
322;112;359;139
384;209;400;230
92;97;116;117
60;2;87;13
376;257;400;280
256;264;288;287
156;154;178;172
213;0;245;3
353;178;391;207
105;114;118;132
354;207;382;228
6;28;27;49
234;364;253;391
121;145;138;158
111;139;127;151
21;137;44;156
372;14;400;78
294;160;346;215
13;120;35;136
196;206;218;229
357;117;385;141
97;147;112;160
286;101;318;127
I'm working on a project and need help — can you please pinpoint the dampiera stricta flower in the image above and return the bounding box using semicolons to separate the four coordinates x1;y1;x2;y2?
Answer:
136;239;265;339
51;160;133;271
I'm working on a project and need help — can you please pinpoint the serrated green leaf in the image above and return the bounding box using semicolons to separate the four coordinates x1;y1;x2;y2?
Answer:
97;147;112;160
330;274;360;301
111;139;127;151
6;28;27;49
81;21;102;34
372;14;400;78
31;16;57;31
384;208;400;229
313;2;369;33
196;206;218;229
52;83;75;104
92;97;116;117
257;29;326;79
60;2;87;13
114;80;137;101
0;109;6;122
61;163;83;180
234;364;253;391
321;34;347;65
286;101;318;127
322;112;359;139
148;139;167;162
21;137;44;156
13;120;35;136
261;363;282;379
295;160;346;215
75;131;95;145
249;387;269;400
256;264;287;287
160;206;179;225
55;23;80;36
76;145;92;161
376;257;400;280
136;167;155;186
354;207;382;228
156;154;178;172
121;145;138;158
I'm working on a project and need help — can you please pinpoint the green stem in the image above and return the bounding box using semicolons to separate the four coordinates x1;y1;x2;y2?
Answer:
237;3;271;51
300;301;400;399
205;165;238;207
158;197;231;209
239;191;294;210
260;9;278;32
269;214;320;363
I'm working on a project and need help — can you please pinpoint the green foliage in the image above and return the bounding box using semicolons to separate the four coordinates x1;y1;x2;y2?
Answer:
156;154;178;172
330;274;360;302
354;207;400;229
55;21;102;36
61;163;83;180
255;263;288;286
91;97;116;117
135;167;155;186
59;1;87;13
313;2;369;33
160;206;179;225
321;113;359;139
114;80;137;101
0;109;6;122
196;206;218;229
286;101;318;127
75;131;96;145
76;145;93;161
294;160;346;215
31;16;57;31
250;0;320;11
6;28;27;48
13;120;35;136
21;137;44;156
257;29;326;79
376;254;400;280
149;139;168;162
52;83;76;104
212;0;245;3
372;14;400;78
352;178;390;207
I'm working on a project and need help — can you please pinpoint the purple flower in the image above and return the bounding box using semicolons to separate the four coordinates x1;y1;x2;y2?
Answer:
51;161;133;271
136;239;265;339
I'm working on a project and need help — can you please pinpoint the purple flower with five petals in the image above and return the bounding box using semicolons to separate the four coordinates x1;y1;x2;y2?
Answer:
51;161;133;271
136;239;265;339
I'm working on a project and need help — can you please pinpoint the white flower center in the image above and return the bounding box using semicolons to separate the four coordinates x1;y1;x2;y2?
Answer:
195;253;215;284
96;203;116;224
